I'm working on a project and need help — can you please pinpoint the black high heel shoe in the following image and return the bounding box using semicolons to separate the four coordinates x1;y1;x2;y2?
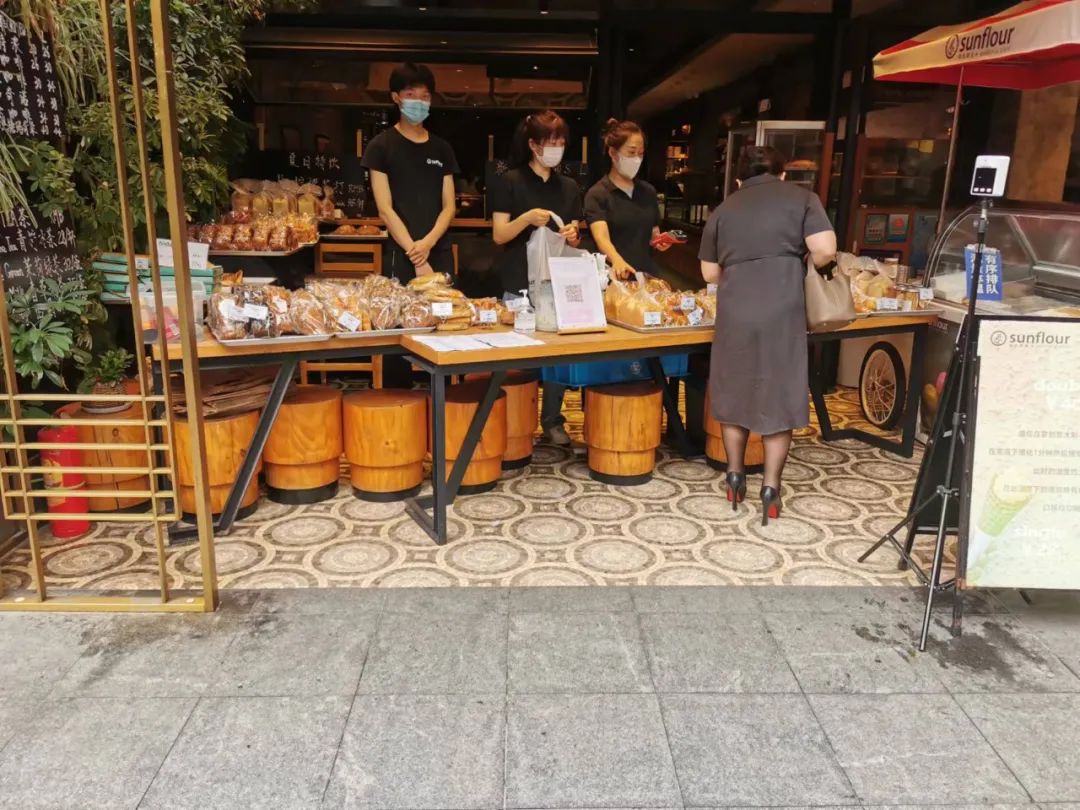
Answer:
725;471;747;510
760;486;782;526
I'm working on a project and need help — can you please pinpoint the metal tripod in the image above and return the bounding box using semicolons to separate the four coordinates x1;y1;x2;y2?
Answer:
859;198;991;651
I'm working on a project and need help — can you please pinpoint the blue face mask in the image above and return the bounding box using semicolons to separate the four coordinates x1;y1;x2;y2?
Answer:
400;99;430;124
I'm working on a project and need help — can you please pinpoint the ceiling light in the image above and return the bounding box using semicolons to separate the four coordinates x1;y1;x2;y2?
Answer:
539;0;549;13
440;40;447;45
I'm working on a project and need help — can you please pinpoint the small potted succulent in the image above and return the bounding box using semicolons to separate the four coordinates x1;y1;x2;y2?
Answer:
78;348;134;414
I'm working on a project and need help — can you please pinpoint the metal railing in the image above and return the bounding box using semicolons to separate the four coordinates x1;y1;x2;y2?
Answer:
0;0;218;613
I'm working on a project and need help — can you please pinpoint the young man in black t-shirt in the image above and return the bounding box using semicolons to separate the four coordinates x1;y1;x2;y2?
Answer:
362;63;460;282
361;63;460;388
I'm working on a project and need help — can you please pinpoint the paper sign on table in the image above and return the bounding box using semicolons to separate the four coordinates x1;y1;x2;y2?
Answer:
156;238;209;271
475;332;543;348
548;255;607;333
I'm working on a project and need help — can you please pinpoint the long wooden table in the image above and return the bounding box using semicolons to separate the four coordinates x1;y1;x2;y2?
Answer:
157;314;935;544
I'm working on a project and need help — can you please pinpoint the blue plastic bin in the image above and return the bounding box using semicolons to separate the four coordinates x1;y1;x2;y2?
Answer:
542;354;689;387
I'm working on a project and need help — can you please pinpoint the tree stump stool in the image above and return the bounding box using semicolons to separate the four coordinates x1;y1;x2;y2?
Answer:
263;384;342;504
343;389;427;501
584;381;662;485
704;390;765;473
437;379;507;495
463;371;538;469
175;409;261;520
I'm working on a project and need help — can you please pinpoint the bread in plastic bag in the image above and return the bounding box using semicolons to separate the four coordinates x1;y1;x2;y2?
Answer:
208;291;250;340
287;289;334;335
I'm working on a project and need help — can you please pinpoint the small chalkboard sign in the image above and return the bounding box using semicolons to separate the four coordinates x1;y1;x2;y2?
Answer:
0;11;64;140
0;205;80;292
258;150;368;217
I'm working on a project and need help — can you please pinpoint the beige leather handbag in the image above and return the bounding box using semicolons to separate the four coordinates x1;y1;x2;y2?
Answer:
805;258;856;333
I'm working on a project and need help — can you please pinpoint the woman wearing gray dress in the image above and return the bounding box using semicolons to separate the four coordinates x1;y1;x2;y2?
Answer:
699;146;836;525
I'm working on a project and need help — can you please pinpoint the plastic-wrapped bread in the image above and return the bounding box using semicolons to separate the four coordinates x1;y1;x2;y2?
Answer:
265;286;292;335
695;289;716;324
400;297;438;329
208;291;250;340
604;280;631;321
407;272;451;291
287;289;334;335
232;225;254;252
616;284;664;328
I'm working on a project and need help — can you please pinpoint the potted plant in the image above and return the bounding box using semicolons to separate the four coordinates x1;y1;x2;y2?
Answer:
78;347;134;414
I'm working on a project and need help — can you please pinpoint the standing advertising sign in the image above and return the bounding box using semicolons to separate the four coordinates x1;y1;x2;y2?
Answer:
964;317;1080;588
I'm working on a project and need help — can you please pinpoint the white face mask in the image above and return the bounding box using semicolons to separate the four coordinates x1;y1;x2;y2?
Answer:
616;154;643;179
537;145;565;168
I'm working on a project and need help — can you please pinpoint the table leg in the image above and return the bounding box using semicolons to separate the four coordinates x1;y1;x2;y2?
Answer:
168;356;298;544
809;342;836;440
407;370;506;545
648;357;699;458
899;324;928;457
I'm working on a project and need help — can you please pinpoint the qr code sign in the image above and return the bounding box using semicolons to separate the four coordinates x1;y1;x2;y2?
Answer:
565;284;584;304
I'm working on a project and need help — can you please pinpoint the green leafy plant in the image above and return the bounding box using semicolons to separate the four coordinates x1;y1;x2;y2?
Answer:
77;346;132;394
4;278;96;388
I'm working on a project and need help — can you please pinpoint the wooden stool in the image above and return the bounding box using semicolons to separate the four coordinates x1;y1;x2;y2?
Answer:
463;371;538;469
175;409;261;520
584;381;662;485
56;402;151;512
264;385;342;504
344;389;427;501
438;380;507;494
704;390;765;473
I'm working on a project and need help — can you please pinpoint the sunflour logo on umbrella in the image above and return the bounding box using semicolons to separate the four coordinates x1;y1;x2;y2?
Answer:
945;24;1016;60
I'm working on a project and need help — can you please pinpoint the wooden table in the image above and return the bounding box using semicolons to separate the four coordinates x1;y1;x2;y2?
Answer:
157;313;935;545
401;314;937;544
154;328;408;541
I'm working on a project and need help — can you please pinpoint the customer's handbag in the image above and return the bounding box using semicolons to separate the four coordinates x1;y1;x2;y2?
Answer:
805;257;856;333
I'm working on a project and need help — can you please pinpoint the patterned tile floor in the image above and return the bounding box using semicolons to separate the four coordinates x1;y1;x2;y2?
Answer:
1;389;953;593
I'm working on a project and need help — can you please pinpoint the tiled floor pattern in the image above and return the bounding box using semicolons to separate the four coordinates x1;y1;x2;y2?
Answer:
1;584;1078;808
1;389;950;593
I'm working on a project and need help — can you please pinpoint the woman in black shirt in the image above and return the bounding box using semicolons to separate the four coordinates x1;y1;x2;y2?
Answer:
585;119;670;279
490;110;583;445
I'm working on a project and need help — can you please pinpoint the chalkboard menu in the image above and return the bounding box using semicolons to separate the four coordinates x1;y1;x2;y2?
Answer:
0;205;80;293
0;11;64;139
258;150;368;217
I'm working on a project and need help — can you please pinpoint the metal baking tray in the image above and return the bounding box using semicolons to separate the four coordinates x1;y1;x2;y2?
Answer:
208;244;315;258
216;334;332;346
863;308;944;318
331;326;436;338
322;231;388;241
609;318;714;334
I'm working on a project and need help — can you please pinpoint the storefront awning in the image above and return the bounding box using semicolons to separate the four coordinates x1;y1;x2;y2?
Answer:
873;0;1080;90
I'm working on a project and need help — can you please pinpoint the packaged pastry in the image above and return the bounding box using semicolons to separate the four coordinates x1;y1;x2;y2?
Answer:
289;215;318;245
267;182;292;218
318;185;337;220
287;289;334;335
369;290;402;330
604;280;632;321
408;272;452;291
661;292;691;327
237;286;274;338
265;285;292;334
694;289;716;324
307;279;370;332
232;224;254;252
251;184;272;218
296;184;321;218
617;284;664;328
400;297;438;329
851;269;897;313
252;220;272;251
221;270;244;288
470;297;501;328
230;180;254;214
267;223;290;252
211;224;236;252
208;291;250;340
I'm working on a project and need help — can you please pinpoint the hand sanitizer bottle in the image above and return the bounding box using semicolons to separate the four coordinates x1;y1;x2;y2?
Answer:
514;289;536;334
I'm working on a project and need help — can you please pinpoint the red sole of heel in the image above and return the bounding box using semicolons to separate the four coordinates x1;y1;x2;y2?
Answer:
725;490;745;504
767;504;780;519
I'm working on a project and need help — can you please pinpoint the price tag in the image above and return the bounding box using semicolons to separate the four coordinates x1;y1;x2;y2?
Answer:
919;287;935;301
877;297;899;311
479;309;497;324
432;302;453;318
337;311;362;332
242;303;269;320
680;295;696;312
135;257;150;271
688;308;703;326
223;301;247;322
506;297;527;312
706;283;717;297
644;311;662;327
156;238;209;271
